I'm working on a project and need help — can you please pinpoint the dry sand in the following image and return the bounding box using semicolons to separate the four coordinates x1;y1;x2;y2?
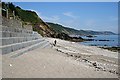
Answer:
2;38;119;78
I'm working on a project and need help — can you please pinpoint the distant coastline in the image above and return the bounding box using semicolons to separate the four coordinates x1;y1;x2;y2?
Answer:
99;46;120;52
79;35;119;51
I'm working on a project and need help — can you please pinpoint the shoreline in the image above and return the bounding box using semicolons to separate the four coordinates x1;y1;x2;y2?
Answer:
2;37;119;78
46;37;119;75
46;37;118;58
99;46;120;52
49;37;119;52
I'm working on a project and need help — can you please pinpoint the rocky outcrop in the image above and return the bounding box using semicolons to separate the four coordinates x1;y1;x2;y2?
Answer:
33;23;55;37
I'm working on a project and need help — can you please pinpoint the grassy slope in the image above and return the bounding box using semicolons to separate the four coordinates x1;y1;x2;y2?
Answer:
47;22;116;35
2;2;55;37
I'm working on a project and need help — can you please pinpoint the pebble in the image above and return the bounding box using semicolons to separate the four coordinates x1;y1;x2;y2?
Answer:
9;64;12;67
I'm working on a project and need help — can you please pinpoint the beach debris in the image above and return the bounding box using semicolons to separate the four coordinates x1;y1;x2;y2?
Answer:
92;62;97;67
70;54;74;57
9;64;12;67
82;59;88;62
53;39;118;75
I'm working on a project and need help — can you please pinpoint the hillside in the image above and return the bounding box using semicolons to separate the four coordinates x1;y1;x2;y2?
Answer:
2;2;55;37
2;2;84;42
47;22;116;35
2;2;115;42
47;22;80;35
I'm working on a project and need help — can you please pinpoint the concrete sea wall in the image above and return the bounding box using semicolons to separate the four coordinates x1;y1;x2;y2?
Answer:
1;17;51;54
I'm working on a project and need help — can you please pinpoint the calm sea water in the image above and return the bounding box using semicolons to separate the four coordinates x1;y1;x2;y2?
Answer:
80;35;118;47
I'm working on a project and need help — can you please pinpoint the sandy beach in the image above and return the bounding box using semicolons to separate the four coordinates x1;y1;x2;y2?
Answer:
2;37;119;78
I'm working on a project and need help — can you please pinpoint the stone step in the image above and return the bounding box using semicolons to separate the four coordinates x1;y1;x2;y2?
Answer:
9;41;51;58
1;31;41;37
0;25;2;32
1;26;42;37
1;37;41;46
42;42;52;48
1;26;33;34
1;38;45;54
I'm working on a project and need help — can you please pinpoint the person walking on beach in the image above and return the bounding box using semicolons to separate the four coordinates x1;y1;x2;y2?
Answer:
54;40;57;46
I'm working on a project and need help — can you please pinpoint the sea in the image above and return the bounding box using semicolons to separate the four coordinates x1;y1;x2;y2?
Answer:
79;35;119;47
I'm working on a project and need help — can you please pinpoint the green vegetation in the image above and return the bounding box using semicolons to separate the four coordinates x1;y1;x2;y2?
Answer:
2;2;55;37
47;22;116;35
2;2;116;42
47;22;80;35
2;2;42;25
16;8;41;24
47;22;79;34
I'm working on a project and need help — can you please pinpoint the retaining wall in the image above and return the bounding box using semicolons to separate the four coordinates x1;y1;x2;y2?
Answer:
1;17;51;54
